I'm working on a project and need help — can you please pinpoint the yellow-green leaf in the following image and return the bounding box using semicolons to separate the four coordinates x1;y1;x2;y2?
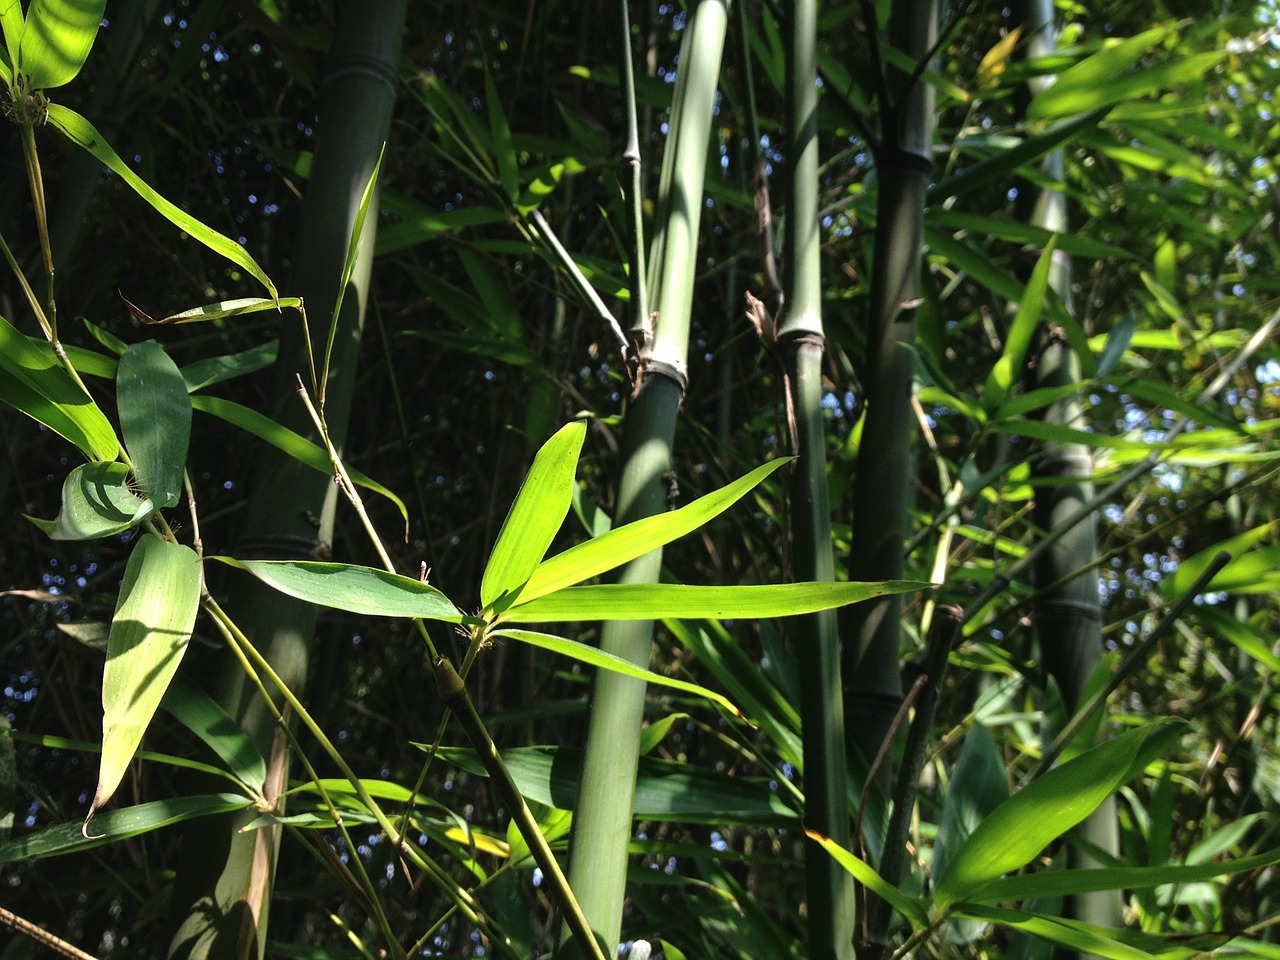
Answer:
88;534;201;832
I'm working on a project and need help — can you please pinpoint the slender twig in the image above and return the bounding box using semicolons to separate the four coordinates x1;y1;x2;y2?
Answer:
434;656;608;960
0;908;100;960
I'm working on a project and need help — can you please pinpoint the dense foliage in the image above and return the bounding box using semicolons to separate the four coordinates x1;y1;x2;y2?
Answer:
2;1;1279;958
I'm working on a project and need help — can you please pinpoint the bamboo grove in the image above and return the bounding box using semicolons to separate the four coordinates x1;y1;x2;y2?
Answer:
2;1;1279;959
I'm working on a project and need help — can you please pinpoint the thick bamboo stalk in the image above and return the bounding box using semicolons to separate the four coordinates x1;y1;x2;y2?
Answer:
166;5;406;958
843;0;937;788
777;0;857;956
558;3;729;955
1013;1;1121;952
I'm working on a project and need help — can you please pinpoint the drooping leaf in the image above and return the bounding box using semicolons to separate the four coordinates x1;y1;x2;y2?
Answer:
1031;50;1225;120
1167;522;1276;598
805;831;930;930
46;104;279;300
217;558;466;623
123;295;301;326
499;579;925;624
484;59;519;201
17;0;105;89
0;793;252;863
954;903;1202;960
520;458;790;603
190;393;408;526
480;420;587;611
491;628;740;716
180;341;279;393
932;720;1183;909
1095;315;1135;377
1193;607;1280;675
117;340;191;508
161;674;267;795
0;311;118;460
89;534;202;828
29;461;154;540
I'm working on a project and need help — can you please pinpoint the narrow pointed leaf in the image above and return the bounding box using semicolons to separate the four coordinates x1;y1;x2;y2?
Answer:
17;0;105;89
499;579;924;623
0;793;253;863
492;629;740;716
322;147;383;390
966;847;1280;904
0;1;24;77
933;720;1182;909
983;237;1057;412
190;394;408;525
117;340;191;508
123;295;300;326
955;904;1201;960
806;831;930;929
89;534;202;827
521;458;790;603
217;558;465;622
0;312;118;460
1026;28;1165;119
1031;51;1225;120
29;461;154;540
180;341;279;393
161;674;267;794
46;104;278;300
481;420;586;609
432;745;798;825
484;60;519;200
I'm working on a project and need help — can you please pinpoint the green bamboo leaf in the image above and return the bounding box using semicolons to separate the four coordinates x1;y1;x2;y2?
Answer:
926;227;1024;301
484;60;519;201
29;461;154;540
970;848;1280;906
1110;374;1244;435
1193;607;1280;674
123;295;301;326
1167;522;1275;598
16;0;104;89
928;211;1132;261
190;394;408;526
933;723;1009;942
481;421;587;611
1171;544;1280;597
805;831;930;930
89;534;201;829
217;558;466;623
499;580;925;624
45;104;278;300
983;237;1057;412
1026;28;1165;120
322;147;382;390
432;745;798;826
0;1;24;79
1095;315;1135;377
933;720;1182;909
180;341;279;393
988;419;1159;451
521;459;790;604
954;904;1201;960
0;312;118;460
1031;51;1225;121
491;629;740;717
0;793;252;863
376;206;506;255
929;108;1112;204
161;674;267;794
117;340;191;509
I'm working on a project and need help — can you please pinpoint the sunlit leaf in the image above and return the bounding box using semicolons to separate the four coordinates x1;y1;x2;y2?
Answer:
29;461;154;540
0;793;252;863
481;421;587;611
806;831;930;929
521;459;790;603
933;720;1183;909
954;903;1201;960
123;295;300;326
491;628;740;716
46;104;279;300
17;0;105;89
117;340;191;508
0;312;118;460
1026;27;1166;120
89;534;202;829
983;237;1057;412
217;558;466;623
1167;522;1275;598
499;579;925;624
